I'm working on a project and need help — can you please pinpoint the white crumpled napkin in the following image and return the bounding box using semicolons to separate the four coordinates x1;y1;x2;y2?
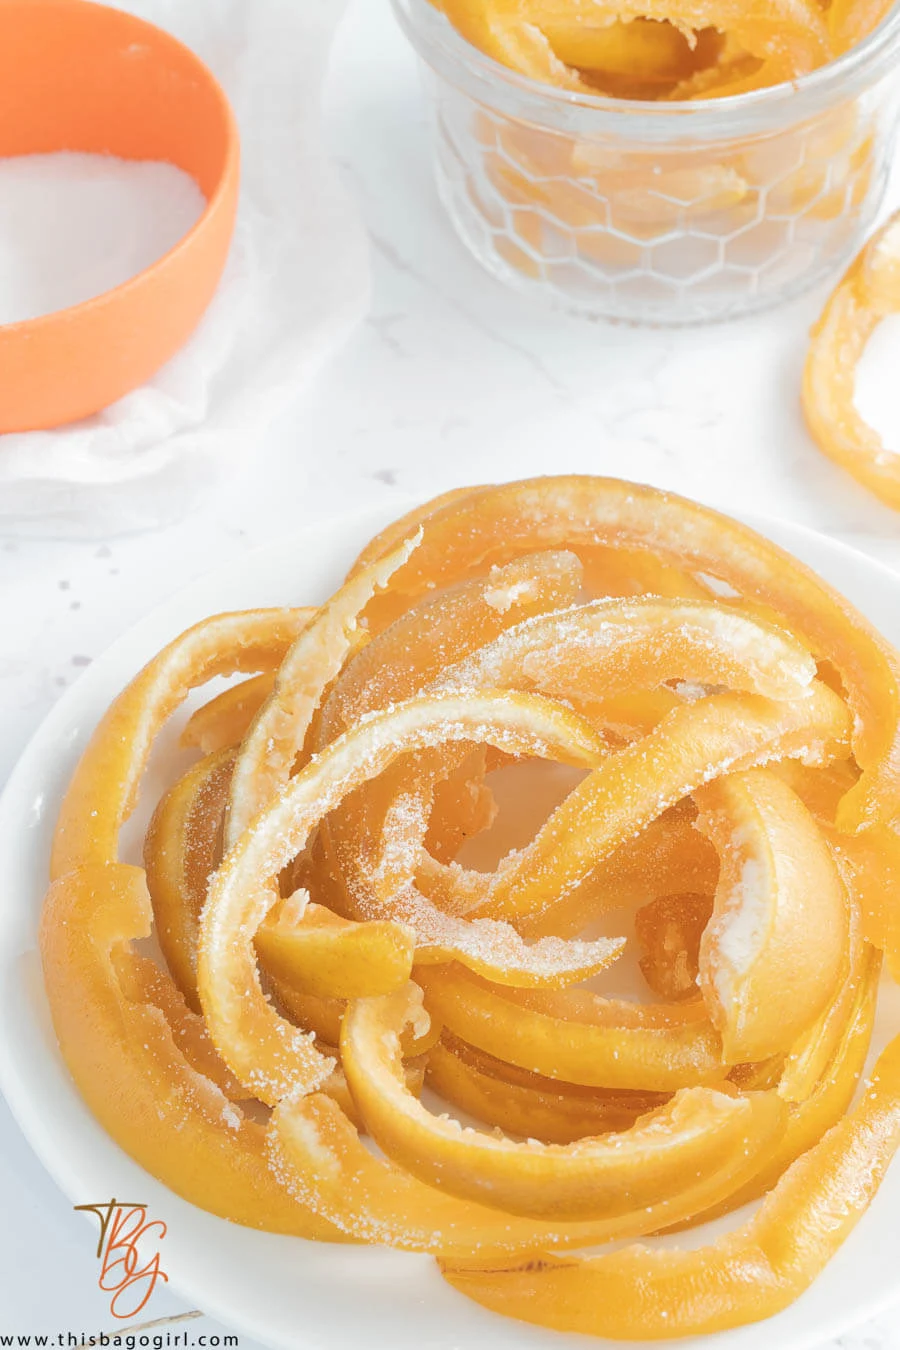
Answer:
0;0;369;539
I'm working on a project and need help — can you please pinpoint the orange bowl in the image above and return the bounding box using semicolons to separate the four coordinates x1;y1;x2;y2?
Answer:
0;0;240;433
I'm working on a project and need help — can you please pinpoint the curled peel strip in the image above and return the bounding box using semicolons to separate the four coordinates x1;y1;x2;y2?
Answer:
355;476;900;830
329;591;821;934
226;534;422;848
695;768;848;1063
804;212;900;512
436;0;830;91
442;1033;900;1340
198;690;619;1104
40;864;345;1240
419;965;727;1091
52;608;313;878
476;683;851;928
340;982;786;1221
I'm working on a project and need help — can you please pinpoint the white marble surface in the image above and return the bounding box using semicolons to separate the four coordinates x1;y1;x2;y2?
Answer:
1;0;900;1345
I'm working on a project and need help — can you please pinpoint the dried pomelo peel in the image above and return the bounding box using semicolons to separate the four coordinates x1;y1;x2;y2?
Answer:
39;476;900;1342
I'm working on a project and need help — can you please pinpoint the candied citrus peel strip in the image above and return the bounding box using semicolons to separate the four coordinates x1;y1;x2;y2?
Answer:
425;1032;668;1142
419;966;727;1090
831;820;900;982
182;671;278;755
436;596;817;704
434;0;595;88
51;608;312;878
541;16;705;83
442;1033;900;1339
803;211;900;511
516;804;719;941
121;950;251;1103
575;542;710;600
635;891;713;1001
474;683;850;928
226;534;422;848
354;477;898;829
267;1057;785;1258
40;864;345;1239
347;487;480;582
341;982;784;1221
144;747;236;1007
199;691;620;1105
255;895;416;1001
675;943;881;1227
695;768;847;1062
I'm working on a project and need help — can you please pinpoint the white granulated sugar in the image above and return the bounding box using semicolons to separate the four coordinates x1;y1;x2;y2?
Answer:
856;312;900;453
483;575;539;614
714;856;768;1002
281;1113;340;1177
702;611;805;677
221;1103;242;1132
672;681;709;702
0;151;205;324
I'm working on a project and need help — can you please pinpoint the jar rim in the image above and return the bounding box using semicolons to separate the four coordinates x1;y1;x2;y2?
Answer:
391;0;900;133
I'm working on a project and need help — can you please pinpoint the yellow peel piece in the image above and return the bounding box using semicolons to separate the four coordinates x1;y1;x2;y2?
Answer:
199;692;619;1105
342;983;783;1222
442;1034;900;1339
695;769;847;1062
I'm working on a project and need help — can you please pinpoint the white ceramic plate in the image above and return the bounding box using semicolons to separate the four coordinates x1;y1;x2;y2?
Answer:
1;501;899;1350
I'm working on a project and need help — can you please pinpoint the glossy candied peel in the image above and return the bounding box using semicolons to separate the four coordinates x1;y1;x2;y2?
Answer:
804;210;900;510
40;475;900;1341
434;0;835;98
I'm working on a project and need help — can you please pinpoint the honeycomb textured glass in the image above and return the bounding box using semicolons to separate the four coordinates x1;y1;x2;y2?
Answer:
393;0;900;325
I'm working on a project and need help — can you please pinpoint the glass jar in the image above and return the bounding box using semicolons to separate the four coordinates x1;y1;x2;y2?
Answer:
391;0;900;325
